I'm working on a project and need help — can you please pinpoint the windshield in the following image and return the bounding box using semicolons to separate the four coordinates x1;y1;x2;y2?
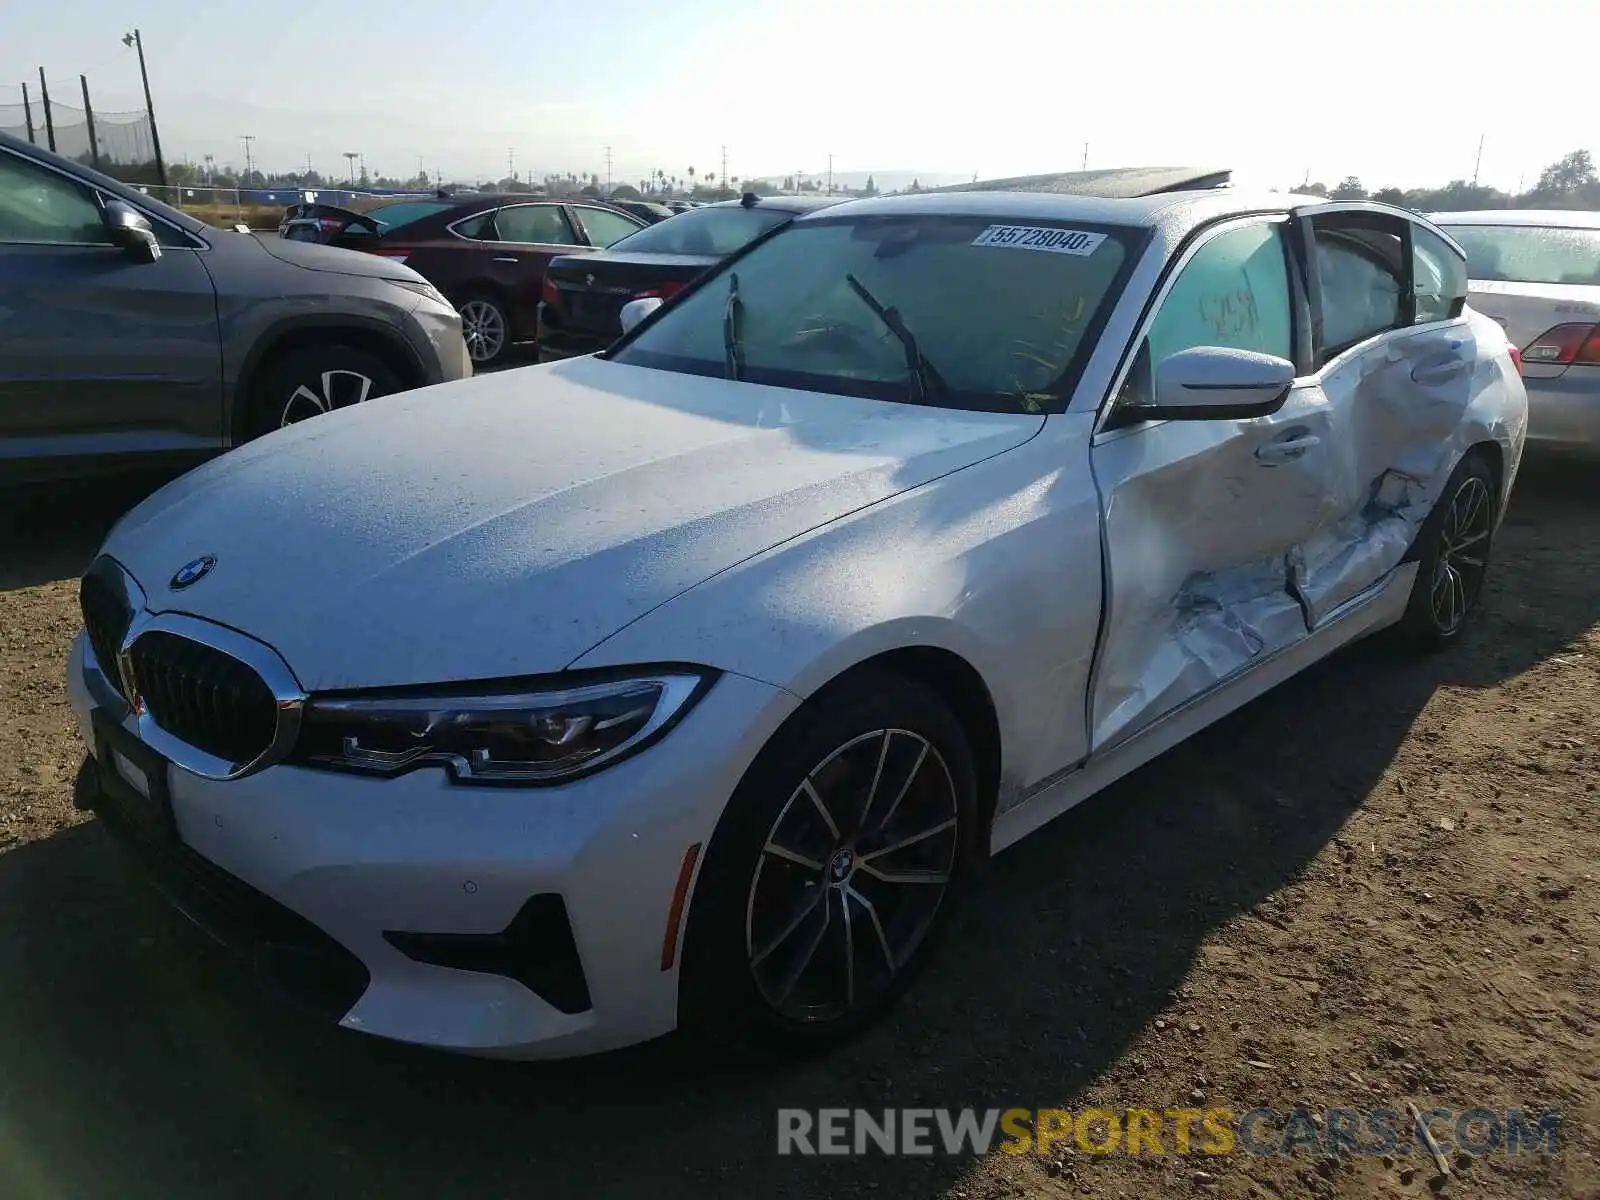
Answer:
1442;223;1600;286
608;204;792;256
366;200;455;230
611;213;1138;412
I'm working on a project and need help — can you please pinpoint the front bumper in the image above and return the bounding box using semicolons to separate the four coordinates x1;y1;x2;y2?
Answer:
1525;369;1599;450
67;631;799;1058
534;304;612;362
404;301;474;385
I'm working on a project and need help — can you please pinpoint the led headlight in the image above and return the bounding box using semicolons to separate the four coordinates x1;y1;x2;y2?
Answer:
291;669;714;785
387;277;453;310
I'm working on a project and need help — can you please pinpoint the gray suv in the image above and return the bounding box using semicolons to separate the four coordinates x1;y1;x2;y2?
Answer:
0;132;471;484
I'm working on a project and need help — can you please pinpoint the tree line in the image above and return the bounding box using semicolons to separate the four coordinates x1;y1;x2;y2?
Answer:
1297;149;1598;212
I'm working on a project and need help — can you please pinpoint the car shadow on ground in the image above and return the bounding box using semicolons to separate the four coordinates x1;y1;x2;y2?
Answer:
0;456;1594;1200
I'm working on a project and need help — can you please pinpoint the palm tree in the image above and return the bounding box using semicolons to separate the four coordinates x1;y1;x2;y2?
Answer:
687;167;696;192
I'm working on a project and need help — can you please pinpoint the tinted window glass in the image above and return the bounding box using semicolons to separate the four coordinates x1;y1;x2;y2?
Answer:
607;205;791;256
1441;223;1600;286
492;204;578;245
1316;232;1403;352
614;214;1137;412
367;201;454;229
450;211;494;239
0;152;105;244
574;206;642;247
1412;225;1468;323
1146;223;1292;368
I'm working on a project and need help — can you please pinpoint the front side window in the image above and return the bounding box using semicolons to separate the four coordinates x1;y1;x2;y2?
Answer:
1440;223;1600;286
1147;222;1293;367
607;205;792;257
574;206;642;248
611;214;1139;412
0;151;105;245
1412;224;1468;324
491;204;578;246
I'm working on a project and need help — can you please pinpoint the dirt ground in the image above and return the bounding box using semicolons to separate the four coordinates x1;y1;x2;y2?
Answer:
0;458;1595;1200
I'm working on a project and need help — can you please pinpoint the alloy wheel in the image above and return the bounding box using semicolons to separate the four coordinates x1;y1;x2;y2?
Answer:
1430;474;1492;635
279;369;375;426
460;299;507;363
745;728;959;1024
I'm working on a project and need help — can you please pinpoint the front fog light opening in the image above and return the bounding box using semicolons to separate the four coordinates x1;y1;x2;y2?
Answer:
293;669;713;785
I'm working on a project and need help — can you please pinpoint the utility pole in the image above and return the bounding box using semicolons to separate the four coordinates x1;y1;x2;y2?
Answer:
343;151;358;185
38;68;56;153
827;153;833;195
80;75;101;168
20;81;35;144
120;30;166;185
1082;142;1089;170
604;145;613;188
721;144;728;192
507;147;515;180
1472;133;1484;187
240;135;255;182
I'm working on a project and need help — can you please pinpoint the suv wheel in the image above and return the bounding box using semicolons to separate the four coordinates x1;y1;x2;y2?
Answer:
459;294;510;366
246;343;403;440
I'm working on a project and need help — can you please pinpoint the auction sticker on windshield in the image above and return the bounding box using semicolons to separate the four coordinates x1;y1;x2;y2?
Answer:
971;225;1107;255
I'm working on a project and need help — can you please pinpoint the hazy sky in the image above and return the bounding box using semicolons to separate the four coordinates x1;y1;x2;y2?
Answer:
6;0;1595;192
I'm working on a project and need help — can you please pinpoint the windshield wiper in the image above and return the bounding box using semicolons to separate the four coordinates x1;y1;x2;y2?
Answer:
844;273;946;403
722;271;744;381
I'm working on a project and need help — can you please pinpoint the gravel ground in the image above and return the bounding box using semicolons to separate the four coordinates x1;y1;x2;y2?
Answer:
0;455;1595;1200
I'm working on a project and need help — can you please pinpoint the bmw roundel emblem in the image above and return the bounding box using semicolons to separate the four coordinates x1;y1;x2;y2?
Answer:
170;554;217;590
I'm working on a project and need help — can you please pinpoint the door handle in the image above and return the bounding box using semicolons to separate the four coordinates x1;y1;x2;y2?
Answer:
492;256;520;264
1255;434;1320;465
1411;357;1467;385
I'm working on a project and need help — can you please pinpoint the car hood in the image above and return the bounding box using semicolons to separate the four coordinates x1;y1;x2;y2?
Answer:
252;231;428;283
103;357;1042;690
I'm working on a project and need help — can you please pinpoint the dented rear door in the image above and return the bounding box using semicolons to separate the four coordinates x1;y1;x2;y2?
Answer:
1291;207;1477;625
1087;217;1334;752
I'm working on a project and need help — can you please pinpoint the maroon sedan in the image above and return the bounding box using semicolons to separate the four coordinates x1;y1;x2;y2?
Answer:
286;195;646;366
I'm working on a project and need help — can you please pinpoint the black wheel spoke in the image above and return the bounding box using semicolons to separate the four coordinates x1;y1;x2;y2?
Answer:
747;727;958;1023
1429;474;1491;636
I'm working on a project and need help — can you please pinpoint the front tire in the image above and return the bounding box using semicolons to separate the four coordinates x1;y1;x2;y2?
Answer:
245;343;402;440
1395;452;1497;650
681;670;978;1052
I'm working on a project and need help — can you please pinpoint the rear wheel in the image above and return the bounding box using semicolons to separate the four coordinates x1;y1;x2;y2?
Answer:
458;293;510;366
681;670;977;1052
244;343;403;440
1395;452;1497;650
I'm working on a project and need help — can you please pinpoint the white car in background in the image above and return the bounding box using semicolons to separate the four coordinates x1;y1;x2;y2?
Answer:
1432;209;1600;451
68;177;1525;1060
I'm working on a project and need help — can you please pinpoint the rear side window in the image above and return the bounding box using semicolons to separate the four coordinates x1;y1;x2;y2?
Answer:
1441;223;1600;286
1316;233;1403;353
607;205;792;256
1146;222;1293;368
1411;225;1468;323
573;206;642;248
450;211;494;239
491;204;578;245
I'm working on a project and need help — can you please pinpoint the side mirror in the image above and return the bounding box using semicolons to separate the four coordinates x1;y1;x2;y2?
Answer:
103;200;161;263
1144;345;1294;420
618;296;663;334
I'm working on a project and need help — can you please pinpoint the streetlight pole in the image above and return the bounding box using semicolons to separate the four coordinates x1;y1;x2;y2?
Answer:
121;29;167;186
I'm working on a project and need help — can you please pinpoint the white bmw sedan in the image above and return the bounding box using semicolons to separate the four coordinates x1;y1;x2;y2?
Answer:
68;185;1526;1059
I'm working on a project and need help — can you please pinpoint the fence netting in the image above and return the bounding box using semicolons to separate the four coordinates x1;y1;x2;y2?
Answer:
0;99;155;166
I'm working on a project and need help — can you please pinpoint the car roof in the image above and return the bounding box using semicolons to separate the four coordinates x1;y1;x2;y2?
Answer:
935;166;1234;198
1429;209;1600;229
706;194;849;214
794;185;1310;231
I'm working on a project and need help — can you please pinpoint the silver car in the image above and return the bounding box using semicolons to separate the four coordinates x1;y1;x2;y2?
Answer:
0;131;471;485
1432;209;1600;451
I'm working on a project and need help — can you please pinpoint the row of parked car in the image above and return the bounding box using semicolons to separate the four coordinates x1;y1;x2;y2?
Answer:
3;128;1595;489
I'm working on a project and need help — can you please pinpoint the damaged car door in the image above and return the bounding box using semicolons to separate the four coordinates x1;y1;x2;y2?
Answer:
1087;217;1333;751
1290;205;1476;625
